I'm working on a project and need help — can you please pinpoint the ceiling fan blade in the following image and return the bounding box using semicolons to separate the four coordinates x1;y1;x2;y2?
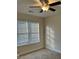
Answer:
40;9;43;13
49;8;56;11
49;1;61;6
29;6;40;8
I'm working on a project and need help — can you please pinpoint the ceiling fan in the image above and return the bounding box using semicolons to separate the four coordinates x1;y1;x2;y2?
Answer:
29;0;61;13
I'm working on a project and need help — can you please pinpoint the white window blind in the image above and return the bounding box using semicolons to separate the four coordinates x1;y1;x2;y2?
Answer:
17;20;40;46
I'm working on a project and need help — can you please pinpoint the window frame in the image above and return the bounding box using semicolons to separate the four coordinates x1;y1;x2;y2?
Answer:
17;20;40;46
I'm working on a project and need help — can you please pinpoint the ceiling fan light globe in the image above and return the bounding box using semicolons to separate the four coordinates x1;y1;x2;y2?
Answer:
42;5;49;11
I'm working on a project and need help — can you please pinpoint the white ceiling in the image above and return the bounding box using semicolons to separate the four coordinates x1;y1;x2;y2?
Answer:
17;0;61;17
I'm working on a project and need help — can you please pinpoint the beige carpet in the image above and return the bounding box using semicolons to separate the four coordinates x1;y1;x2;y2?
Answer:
19;49;61;59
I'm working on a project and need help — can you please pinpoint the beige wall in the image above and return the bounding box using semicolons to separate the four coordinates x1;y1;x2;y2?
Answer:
45;12;61;53
17;13;45;55
17;11;61;54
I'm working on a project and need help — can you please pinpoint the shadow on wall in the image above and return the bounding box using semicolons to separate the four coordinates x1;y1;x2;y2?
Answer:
46;26;55;49
46;25;61;53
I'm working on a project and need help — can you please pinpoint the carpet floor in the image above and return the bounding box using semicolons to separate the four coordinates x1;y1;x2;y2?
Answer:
19;49;61;59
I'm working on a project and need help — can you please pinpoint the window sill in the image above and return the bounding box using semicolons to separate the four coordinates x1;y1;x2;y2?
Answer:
17;41;40;47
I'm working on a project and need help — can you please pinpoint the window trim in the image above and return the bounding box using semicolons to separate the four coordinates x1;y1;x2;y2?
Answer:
17;20;40;46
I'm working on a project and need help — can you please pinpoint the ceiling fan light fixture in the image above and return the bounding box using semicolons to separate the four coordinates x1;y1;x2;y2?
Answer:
42;5;49;11
29;0;61;13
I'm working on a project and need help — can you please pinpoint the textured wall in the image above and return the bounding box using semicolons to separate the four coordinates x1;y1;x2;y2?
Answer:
45;13;61;53
17;13;45;55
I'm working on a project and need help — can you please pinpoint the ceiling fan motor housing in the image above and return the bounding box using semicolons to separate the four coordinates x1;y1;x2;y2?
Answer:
40;0;49;5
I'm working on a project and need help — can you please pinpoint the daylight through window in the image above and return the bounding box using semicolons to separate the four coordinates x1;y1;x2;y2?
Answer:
17;20;40;46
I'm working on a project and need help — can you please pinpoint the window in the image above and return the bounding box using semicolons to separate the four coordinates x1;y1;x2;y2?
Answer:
17;20;40;46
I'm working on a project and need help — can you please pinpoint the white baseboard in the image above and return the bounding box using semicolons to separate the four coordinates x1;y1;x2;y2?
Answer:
52;48;61;53
46;47;61;53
